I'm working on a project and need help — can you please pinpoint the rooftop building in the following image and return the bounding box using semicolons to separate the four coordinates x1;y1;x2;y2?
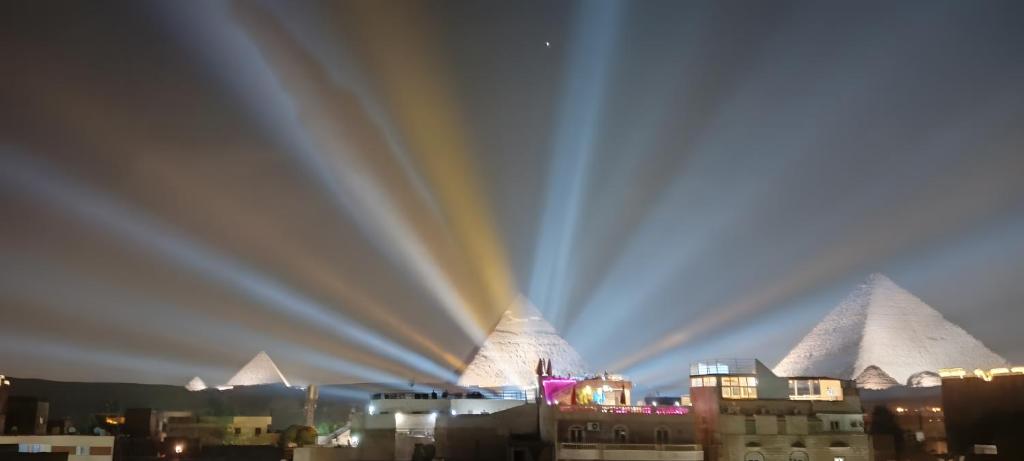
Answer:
689;359;871;461
940;366;1024;460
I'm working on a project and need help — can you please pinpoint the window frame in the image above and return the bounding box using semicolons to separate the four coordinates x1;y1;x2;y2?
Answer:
612;425;629;443
568;425;585;443
655;426;670;444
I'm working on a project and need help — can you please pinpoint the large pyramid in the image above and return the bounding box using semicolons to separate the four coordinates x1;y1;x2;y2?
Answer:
774;274;1006;388
458;296;589;388
224;351;291;387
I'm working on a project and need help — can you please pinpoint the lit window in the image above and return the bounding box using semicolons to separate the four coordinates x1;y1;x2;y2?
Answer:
703;376;717;386
691;378;702;388
721;380;757;399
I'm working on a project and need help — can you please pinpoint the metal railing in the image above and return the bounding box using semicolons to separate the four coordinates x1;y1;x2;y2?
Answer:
371;389;535;401
558;405;690;415
561;443;701;451
689;359;757;376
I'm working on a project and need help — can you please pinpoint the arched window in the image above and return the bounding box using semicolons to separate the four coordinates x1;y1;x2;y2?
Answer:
789;452;809;461
744;452;765;461
568;425;585;443
655;427;670;444
612;425;628;443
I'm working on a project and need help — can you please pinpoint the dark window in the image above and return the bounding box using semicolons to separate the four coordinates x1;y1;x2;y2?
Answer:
655;427;670;444
234;427;241;435
568;426;584;443
830;421;840;431
613;426;628;443
255;428;261;436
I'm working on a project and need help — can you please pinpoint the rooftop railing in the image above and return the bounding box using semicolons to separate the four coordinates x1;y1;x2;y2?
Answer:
689;359;757;376
371;389;535;401
558;405;690;415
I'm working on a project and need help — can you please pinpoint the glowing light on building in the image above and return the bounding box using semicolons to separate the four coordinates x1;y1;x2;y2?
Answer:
558;405;689;415
541;377;578;403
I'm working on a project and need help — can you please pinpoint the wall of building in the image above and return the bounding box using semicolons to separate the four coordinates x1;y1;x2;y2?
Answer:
163;416;276;446
435;404;539;461
717;433;872;461
942;374;1024;461
0;435;114;461
293;446;359;461
370;396;526;416
553;411;697;445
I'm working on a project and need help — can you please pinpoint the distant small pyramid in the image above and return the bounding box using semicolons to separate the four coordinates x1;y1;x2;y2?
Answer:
458;295;589;388
855;366;899;390
185;376;208;391
774;274;1006;388
225;351;291;387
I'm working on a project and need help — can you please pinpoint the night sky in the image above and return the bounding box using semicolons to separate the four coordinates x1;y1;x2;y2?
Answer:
2;0;1023;393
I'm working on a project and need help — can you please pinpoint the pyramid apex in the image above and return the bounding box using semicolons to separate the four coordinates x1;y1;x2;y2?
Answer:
865;273;893;284
505;295;544;319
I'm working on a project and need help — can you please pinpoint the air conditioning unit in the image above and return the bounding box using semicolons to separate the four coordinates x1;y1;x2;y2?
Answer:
586;422;600;432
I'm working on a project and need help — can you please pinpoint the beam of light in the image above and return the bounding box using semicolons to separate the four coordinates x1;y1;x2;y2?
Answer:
333;1;518;320
0;256;447;387
0;332;231;383
4;59;466;375
151;1;489;344
559;5;779;334
610;94;1024;375
566;8;1017;356
0;149;457;383
629;320;798;394
528;0;622;328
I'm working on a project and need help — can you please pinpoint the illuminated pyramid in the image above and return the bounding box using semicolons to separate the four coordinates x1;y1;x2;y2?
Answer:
774;274;1006;388
225;351;291;387
458;296;589;388
185;376;208;391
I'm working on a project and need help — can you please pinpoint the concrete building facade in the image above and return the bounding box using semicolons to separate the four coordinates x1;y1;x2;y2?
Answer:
0;434;114;461
689;359;872;461
939;366;1024;460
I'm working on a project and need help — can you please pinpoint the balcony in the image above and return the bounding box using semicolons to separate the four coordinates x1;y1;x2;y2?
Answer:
559;443;703;460
689;359;757;376
370;389;535;401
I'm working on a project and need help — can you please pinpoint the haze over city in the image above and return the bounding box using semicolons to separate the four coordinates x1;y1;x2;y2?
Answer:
2;0;1023;399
